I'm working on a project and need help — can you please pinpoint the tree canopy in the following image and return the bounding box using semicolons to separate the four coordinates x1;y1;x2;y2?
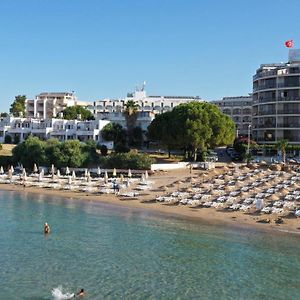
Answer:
60;105;95;120
147;101;236;160
10;95;26;117
124;100;139;146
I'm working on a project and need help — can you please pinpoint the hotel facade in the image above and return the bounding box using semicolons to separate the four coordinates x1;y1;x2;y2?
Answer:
252;50;300;144
211;96;252;136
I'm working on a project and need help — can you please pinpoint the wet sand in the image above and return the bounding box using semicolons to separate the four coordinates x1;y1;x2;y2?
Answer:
1;167;300;234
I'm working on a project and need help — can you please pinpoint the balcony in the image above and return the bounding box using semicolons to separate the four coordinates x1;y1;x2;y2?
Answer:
253;70;277;80
277;109;300;114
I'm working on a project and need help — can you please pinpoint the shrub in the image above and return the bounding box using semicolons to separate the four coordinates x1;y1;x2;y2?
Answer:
14;135;20;144
4;135;12;144
115;143;130;153
99;144;108;156
100;151;154;170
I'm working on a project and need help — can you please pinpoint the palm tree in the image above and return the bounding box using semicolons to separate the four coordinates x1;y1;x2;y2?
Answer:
124;100;139;146
276;139;288;163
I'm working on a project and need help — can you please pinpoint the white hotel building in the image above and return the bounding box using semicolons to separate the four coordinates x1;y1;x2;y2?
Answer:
0;116;111;146
91;86;202;131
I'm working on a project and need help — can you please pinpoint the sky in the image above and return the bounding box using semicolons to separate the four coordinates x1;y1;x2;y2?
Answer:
0;0;299;112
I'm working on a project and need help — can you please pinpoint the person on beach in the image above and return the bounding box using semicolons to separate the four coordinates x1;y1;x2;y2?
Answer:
44;222;51;234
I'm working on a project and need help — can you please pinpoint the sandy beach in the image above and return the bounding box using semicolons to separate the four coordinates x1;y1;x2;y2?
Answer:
1;165;300;234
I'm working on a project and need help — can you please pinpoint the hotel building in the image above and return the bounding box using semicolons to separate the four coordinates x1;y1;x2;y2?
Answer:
26;92;91;119
252;49;300;144
211;96;252;136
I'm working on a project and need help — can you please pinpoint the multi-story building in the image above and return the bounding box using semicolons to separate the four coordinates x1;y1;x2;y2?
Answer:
26;92;91;119
0;116;111;146
92;85;202;130
252;49;300;144
212;96;252;136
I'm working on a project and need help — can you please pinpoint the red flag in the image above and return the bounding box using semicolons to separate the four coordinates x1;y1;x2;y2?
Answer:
285;40;294;48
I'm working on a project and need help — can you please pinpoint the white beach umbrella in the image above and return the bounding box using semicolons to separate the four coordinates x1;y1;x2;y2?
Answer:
145;170;149;180
104;171;108;184
66;166;70;175
0;166;4;174
23;169;27;181
97;166;101;177
38;172;43;182
87;171;91;182
84;169;88;178
68;176;72;185
40;169;44;176
7;169;12;180
128;169;132;178
57;169;61;178
72;170;76;180
33;163;38;173
120;174;124;184
141;173;145;183
51;164;55;176
113;168;117;177
10;165;14;174
126;177;130;187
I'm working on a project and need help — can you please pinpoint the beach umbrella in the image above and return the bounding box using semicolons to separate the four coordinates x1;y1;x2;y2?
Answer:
141;173;145;183
113;168;117;177
33;163;38;173
145;170;149;180
97;166;101;177
66;166;70;175
120;174;124;184
23;169;27;181
104;171;108;184
0;166;3;174
87;171;91;182
72;170;76;180
10;165;14;174
126;177;130;187
84;169;88;178
68;176;72;185
40;169;44;176
57;169;61;178
38;172;43;182
128;169;132;178
51;164;55;176
256;198;264;210
7;169;12;180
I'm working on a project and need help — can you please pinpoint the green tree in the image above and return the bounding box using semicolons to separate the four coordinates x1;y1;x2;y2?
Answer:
124;100;139;146
101;123;127;146
0;112;8;118
60;105;95;120
131;126;144;147
148;102;236;161
12;136;46;168
276;139;288;163
147;111;178;157
10;95;26;117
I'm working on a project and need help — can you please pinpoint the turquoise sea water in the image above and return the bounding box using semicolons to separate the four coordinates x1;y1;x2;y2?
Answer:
0;190;300;300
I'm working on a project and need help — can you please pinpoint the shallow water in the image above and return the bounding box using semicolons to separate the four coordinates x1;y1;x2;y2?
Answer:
0;190;299;300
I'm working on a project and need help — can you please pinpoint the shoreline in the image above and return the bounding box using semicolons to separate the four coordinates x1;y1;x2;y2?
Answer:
1;169;300;235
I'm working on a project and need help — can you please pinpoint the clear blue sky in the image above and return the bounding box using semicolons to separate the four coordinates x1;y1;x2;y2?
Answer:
0;0;299;112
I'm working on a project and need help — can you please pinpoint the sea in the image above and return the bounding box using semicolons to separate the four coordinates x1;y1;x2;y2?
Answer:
0;190;299;300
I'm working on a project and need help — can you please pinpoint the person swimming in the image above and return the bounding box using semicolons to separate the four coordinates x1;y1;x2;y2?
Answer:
44;222;51;234
76;289;85;297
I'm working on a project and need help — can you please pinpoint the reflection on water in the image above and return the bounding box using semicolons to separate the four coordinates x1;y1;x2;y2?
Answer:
0;190;300;299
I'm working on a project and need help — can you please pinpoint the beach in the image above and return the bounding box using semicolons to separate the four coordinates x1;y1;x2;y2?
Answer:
1;165;300;234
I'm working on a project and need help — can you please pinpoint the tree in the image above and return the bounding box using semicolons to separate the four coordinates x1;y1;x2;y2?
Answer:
4;135;12;144
10;95;26;117
276;139;288;163
101;123;127;146
0;112;8;118
147;102;236;161
124;100;139;146
61;105;95;120
131;126;144;147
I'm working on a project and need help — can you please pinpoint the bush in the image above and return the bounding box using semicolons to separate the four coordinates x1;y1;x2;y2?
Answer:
115;143;130;153
4;135;12;144
100;151;154;170
99;144;108;156
14;135;20;144
0;156;13;168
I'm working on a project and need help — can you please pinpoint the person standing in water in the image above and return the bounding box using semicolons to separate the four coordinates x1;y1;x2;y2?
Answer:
44;222;51;234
